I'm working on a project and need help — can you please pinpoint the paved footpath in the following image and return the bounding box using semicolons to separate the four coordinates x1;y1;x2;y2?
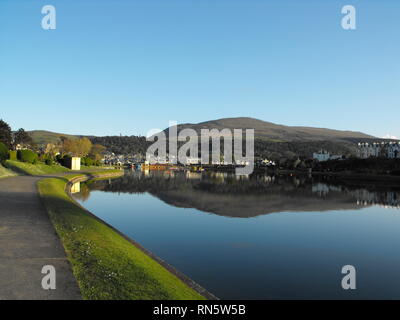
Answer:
0;176;81;299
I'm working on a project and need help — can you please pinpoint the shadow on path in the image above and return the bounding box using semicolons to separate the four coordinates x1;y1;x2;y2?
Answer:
0;175;81;300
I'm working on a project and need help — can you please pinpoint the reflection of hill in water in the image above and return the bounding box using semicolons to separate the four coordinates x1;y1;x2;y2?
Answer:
79;171;400;218
155;189;358;217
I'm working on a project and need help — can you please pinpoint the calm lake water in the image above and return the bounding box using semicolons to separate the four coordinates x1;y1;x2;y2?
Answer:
72;170;400;299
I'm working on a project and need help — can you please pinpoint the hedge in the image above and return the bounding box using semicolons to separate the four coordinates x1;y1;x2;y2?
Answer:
81;157;94;166
17;149;38;164
57;155;71;167
0;142;8;162
9;150;17;161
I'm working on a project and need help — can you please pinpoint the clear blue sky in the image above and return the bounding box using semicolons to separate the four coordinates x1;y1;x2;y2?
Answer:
0;0;399;138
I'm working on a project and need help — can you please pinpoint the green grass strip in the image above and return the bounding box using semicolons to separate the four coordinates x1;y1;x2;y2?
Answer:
0;164;17;179
37;176;206;300
5;160;70;175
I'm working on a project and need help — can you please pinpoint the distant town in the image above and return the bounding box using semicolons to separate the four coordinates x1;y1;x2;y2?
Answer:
2;117;400;177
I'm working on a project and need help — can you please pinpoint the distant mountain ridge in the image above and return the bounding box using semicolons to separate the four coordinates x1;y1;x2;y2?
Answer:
27;118;381;158
163;117;375;142
28;118;376;145
28;130;80;145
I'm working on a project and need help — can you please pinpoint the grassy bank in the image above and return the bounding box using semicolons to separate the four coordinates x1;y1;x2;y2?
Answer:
37;176;206;300
0;164;17;179
5;160;70;175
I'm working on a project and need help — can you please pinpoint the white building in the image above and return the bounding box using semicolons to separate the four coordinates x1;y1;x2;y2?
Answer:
357;141;400;159
313;150;330;162
388;142;400;159
313;150;342;162
357;142;382;159
235;159;251;166
329;155;342;160
70;157;81;170
258;159;276;166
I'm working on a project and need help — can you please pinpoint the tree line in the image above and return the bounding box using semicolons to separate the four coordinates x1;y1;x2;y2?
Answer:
0;119;106;166
0;119;33;149
89;135;150;156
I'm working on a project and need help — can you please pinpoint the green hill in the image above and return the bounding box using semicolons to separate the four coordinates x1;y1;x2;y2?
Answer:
28;130;79;145
163;117;375;142
27;118;383;158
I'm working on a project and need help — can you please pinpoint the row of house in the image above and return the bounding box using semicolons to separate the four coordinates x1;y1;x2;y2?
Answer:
357;142;400;159
313;141;400;162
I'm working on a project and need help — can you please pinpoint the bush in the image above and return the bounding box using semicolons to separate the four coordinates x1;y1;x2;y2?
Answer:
41;153;55;166
0;142;8;162
9;150;17;161
57;155;71;167
17;149;38;164
82;157;94;166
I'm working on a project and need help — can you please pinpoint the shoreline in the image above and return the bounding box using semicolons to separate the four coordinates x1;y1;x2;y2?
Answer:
38;170;216;300
203;166;400;184
66;173;218;300
274;169;400;187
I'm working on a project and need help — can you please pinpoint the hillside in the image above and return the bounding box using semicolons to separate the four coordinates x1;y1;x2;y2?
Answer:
27;118;380;158
29;118;376;146
157;117;381;159
28;130;149;156
163;117;375;142
28;130;79;145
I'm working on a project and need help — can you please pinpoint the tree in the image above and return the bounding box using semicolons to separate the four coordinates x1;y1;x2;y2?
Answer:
44;143;59;157
58;136;69;156
77;138;92;157
0;142;8;161
89;135;150;155
14;128;33;147
89;144;106;161
62;137;92;157
269;152;281;161
62;139;75;155
0;119;12;148
284;151;297;160
292;158;301;169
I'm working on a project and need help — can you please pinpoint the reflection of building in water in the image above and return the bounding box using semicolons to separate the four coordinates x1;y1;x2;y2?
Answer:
259;175;275;183
312;182;400;208
235;174;249;181
186;171;202;180
210;171;228;182
163;170;175;178
354;190;400;209
70;182;81;193
312;183;342;195
293;178;301;187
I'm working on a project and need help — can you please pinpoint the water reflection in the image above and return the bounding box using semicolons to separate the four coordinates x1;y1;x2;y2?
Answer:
72;181;90;200
72;170;400;299
76;170;400;217
70;181;81;194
